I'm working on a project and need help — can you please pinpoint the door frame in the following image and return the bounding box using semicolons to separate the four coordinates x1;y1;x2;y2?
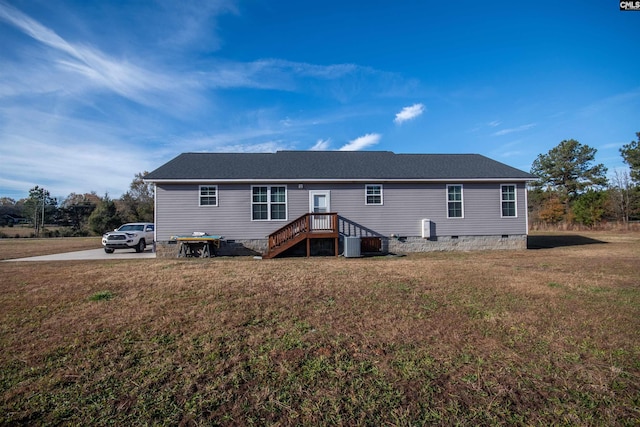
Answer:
309;190;331;213
309;190;331;231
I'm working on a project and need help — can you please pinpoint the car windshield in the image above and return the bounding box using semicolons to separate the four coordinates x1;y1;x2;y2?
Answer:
118;225;144;232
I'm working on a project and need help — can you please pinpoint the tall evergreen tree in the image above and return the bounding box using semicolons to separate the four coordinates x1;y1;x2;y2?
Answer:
572;190;607;227
88;194;122;235
620;132;640;183
24;186;57;236
531;139;608;200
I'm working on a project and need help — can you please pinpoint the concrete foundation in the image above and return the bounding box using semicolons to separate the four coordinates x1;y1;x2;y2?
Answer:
387;234;527;253
155;234;527;258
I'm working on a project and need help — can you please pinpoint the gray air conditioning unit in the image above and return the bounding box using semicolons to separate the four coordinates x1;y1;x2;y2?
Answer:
343;236;361;258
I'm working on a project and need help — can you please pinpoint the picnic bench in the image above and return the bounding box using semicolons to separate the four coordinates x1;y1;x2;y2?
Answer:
172;235;224;258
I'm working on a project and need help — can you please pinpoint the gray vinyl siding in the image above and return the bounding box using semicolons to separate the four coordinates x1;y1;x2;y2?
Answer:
155;184;293;241
154;182;528;241
303;182;527;237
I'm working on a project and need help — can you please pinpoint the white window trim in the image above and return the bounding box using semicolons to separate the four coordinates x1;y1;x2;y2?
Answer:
251;185;288;221
365;184;383;205
199;185;218;207
446;184;464;219
500;184;518;218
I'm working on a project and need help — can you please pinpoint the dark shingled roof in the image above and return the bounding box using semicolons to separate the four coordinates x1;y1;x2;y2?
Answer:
145;151;536;181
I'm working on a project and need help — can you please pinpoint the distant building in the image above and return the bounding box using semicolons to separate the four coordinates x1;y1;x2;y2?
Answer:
2;213;28;225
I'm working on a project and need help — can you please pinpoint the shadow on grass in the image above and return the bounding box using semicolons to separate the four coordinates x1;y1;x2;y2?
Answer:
528;234;607;250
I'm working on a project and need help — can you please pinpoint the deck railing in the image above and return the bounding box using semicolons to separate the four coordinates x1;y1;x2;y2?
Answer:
337;216;384;238
267;213;338;253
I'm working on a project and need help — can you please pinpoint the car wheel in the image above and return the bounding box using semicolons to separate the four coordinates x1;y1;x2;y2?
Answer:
104;248;114;254
136;239;146;253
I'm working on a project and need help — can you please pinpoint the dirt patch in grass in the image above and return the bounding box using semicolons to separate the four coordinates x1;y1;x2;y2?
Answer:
1;232;639;425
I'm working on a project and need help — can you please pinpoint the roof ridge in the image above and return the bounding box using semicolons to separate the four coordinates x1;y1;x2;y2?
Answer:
146;151;537;181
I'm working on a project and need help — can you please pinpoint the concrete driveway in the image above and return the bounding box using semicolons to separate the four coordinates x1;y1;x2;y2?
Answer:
4;248;156;262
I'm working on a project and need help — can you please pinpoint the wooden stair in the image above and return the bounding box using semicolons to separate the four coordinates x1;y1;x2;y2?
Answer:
264;213;339;259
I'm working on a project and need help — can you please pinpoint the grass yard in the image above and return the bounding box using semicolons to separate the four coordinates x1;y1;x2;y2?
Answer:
1;232;639;425
0;225;36;239
0;237;100;260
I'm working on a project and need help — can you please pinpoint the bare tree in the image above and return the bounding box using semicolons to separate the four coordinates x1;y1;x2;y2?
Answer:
119;172;154;223
609;169;638;224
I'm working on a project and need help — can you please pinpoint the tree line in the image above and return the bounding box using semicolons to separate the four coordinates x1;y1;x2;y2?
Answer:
1;133;639;237
0;172;153;237
529;132;640;228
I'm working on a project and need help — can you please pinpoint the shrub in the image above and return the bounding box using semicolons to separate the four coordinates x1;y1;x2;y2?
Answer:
89;291;114;301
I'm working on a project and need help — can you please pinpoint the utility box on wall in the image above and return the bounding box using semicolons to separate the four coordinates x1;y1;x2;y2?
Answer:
421;219;432;239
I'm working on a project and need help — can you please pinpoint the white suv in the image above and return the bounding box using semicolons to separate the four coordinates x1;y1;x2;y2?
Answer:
102;223;154;253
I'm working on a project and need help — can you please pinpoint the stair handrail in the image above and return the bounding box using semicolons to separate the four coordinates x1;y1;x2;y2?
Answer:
267;212;339;253
268;214;309;251
337;215;385;238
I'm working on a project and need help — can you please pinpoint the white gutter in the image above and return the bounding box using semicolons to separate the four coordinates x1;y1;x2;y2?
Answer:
144;177;536;184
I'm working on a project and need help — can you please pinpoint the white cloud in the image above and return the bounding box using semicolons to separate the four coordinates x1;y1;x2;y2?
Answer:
488;120;501;127
578;88;640;117
600;142;622;150
0;3;415;109
264;59;359;79
0;108;154;199
201;59;416;103
492;123;536;136
499;150;525;159
158;0;239;51
215;141;289;153
311;139;331;151
0;2;196;109
174;123;289;149
279;117;293;127
0;3;74;56
0;2;414;199
204;59;364;92
394;103;425;124
339;133;381;151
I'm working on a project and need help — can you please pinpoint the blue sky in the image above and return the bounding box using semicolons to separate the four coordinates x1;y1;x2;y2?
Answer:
1;0;638;201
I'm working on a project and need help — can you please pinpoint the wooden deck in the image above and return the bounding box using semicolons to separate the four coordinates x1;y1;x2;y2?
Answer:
264;213;339;259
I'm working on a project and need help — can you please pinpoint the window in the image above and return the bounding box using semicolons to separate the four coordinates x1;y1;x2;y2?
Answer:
252;187;268;220
365;184;383;205
501;185;517;217
252;186;287;220
447;185;463;218
199;185;217;206
270;186;287;220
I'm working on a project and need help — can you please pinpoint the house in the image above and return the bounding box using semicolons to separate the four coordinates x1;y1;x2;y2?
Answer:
2;213;28;226
144;151;537;257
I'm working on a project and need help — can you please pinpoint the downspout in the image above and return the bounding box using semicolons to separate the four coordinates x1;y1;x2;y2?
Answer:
153;183;157;252
525;183;530;235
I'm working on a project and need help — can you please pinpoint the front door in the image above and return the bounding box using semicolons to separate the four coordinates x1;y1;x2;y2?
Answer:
309;191;331;230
